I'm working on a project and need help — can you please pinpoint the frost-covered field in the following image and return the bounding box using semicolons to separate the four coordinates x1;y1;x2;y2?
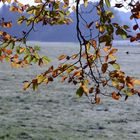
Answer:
0;41;140;140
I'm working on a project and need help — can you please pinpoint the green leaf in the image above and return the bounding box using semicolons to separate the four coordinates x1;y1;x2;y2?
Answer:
123;25;129;30
9;42;15;49
17;16;25;24
33;82;38;91
1;42;9;48
86;42;90;51
105;0;111;7
76;87;84;98
123;88;133;96
112;63;120;70
34;45;40;51
26;55;32;63
42;56;51;64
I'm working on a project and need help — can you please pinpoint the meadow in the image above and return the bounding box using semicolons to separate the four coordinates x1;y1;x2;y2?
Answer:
0;41;140;140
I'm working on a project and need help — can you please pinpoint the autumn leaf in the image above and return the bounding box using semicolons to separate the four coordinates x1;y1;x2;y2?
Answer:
34;0;42;3
23;81;30;90
95;97;100;104
71;54;78;59
90;40;97;49
112;92;120;100
61;75;67;82
133;79;140;85
81;85;89;96
101;63;108;73
109;48;118;55
2;22;12;28
133;24;138;30
103;46;111;53
37;75;45;84
5;49;12;55
7;0;11;3
89;87;94;93
58;54;67;60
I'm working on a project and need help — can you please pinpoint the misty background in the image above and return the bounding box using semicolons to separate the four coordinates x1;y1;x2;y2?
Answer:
0;3;136;42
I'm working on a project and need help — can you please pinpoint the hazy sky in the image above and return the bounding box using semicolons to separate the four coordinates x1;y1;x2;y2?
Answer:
0;0;131;12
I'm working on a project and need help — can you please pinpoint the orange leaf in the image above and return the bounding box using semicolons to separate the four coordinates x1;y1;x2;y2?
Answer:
95;97;100;104
2;22;12;28
103;46;111;53
109;48;118;55
61;76;67;82
112;92;120;100
5;49;12;55
19;47;25;53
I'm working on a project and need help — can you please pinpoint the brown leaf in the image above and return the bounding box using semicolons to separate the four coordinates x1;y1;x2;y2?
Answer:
89;87;94;93
90;39;97;49
95;97;100;104
101;63;108;73
34;0;42;3
130;37;136;42
133;24;138;30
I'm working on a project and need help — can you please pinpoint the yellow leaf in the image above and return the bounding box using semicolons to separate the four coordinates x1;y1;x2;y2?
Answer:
133;79;140;85
83;0;88;7
103;46;111;53
81;85;89;95
23;82;30;90
72;6;76;12
37;75;45;84
71;54;78;59
86;42;90;51
58;54;67;60
7;0;11;3
19;47;25;53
